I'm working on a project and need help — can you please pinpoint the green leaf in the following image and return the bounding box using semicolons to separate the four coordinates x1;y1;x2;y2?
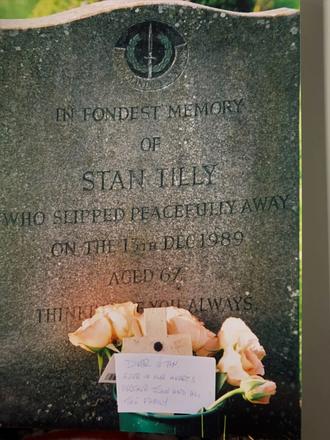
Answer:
104;348;113;361
274;0;300;9
0;0;39;19
216;372;227;394
250;392;268;401
97;352;104;376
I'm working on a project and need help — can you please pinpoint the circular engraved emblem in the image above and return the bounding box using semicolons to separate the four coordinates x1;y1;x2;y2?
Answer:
115;21;188;91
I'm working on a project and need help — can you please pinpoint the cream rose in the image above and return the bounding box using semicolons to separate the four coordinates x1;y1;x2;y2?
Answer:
166;307;219;355
68;314;113;351
217;317;266;385
217;347;250;386
68;301;143;350
96;301;142;341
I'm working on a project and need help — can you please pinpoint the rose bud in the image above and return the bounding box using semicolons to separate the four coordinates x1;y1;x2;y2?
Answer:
240;376;277;404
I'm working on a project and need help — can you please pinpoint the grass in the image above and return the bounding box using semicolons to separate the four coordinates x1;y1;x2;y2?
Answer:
0;0;39;18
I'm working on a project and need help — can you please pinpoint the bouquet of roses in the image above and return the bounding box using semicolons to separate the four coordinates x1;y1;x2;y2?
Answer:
68;302;276;410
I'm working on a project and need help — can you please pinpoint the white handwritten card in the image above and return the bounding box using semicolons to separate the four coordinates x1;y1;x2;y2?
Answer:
115;353;216;414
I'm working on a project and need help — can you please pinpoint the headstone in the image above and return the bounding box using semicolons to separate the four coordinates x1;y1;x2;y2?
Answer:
0;1;300;438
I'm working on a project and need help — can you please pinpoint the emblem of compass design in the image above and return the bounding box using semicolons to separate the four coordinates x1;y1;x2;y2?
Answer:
115;21;188;91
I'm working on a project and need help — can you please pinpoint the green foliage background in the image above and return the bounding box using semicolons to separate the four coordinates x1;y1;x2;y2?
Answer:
0;0;300;19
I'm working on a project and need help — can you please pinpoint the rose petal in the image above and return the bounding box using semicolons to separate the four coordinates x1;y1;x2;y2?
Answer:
68;316;113;350
196;336;219;356
97;302;140;340
166;307;216;352
241;347;265;376
217;348;250;386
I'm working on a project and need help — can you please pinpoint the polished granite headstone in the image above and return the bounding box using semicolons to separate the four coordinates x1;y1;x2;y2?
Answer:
0;1;300;437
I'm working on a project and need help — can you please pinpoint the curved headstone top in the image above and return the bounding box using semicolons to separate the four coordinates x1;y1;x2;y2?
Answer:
0;0;300;438
0;0;298;29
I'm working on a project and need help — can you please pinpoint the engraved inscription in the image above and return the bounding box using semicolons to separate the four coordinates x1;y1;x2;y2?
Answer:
55;99;245;123
49;229;244;258
114;21;188;91
35;293;254;324
0;194;290;228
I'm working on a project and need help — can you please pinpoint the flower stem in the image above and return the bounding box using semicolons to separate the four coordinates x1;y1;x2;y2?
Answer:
205;388;244;411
